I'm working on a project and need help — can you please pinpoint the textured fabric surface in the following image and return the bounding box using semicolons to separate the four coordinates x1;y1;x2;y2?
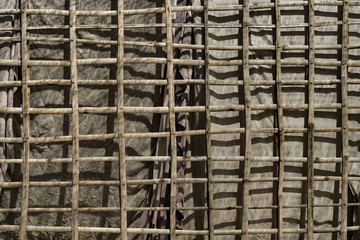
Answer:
0;0;19;196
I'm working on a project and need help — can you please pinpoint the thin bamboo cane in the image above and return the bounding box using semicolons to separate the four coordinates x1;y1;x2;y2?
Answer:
165;0;177;238
203;1;214;239
19;0;30;239
340;1;349;240
4;201;360;214
117;0;127;239
4;1;358;17
3;78;360;88
3;225;360;235
274;1;284;239
307;0;315;239
0;57;358;68
6;155;360;164
69;0;79;239
242;0;251;239
3;175;360;189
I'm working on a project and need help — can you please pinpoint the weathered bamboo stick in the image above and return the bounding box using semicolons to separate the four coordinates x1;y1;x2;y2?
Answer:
4;201;360;214
3;224;359;235
165;0;177;239
117;0;127;239
69;0;79;239
3;175;360;190
307;0;315;239
4;156;360;165
0;57;358;69
19;0;30;239
274;1;284;239
242;0;251;239
203;1;214;239
340;1;349;240
3;78;360;88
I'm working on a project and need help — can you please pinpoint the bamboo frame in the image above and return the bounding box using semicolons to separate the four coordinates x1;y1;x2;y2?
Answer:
0;0;358;239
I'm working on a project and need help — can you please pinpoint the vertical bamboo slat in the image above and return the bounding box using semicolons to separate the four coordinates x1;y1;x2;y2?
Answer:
340;1;349;240
19;0;30;239
165;0;178;238
307;0;315;239
242;0;251;239
203;0;214;239
274;1;284;239
117;0;127;239
70;0;80;239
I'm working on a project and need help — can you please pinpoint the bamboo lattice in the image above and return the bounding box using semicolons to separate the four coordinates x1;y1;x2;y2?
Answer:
0;0;359;239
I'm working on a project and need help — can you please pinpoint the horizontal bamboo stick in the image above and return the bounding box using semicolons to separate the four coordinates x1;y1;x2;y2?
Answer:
0;225;359;234
4;175;360;189
5;1;360;17
4;201;360;214
2;78;360;88
4;102;360;115
2;58;354;67
2;156;360;164
1;124;359;143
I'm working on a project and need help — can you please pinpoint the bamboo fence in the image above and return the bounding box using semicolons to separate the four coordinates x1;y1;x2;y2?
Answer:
0;0;359;239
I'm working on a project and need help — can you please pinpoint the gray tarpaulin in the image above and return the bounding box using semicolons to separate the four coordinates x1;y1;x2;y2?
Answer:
0;0;359;239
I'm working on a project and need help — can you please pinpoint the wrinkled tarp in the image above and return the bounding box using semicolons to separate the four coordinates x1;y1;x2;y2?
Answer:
135;0;192;239
0;0;19;196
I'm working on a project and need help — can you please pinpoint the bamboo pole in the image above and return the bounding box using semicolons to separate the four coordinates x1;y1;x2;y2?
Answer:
19;0;30;239
274;1;284;239
165;0;177;238
203;0;214;239
242;0;251;239
117;0;127;239
69;0;80;239
307;0;315;239
340;1;349;240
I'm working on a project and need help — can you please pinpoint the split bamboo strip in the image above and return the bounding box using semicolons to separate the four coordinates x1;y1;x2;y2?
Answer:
307;0;315;239
203;1;214;239
242;0;251;239
19;0;30;239
165;0;177;238
340;1;349;240
69;0;80;239
274;1;284;239
117;0;127;239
